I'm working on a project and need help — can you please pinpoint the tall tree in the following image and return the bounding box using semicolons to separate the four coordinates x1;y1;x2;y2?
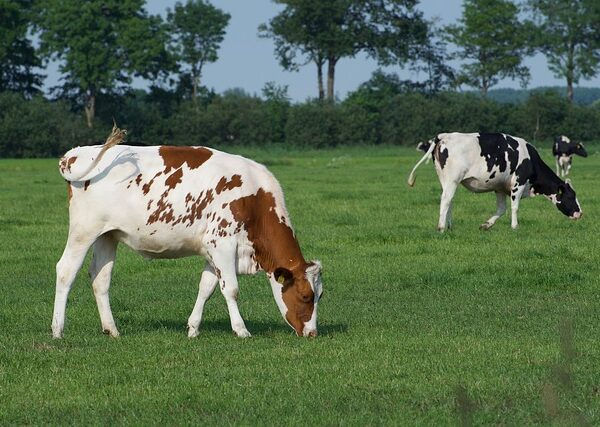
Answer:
36;0;174;127
167;0;230;103
0;0;42;96
445;0;534;96
528;0;600;102
260;0;427;102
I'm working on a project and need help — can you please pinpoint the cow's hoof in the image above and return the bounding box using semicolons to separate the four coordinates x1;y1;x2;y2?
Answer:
437;227;446;233
103;328;120;338
187;326;199;338
234;329;252;338
479;222;492;231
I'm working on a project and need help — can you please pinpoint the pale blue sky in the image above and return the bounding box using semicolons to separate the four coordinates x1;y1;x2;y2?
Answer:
43;0;600;101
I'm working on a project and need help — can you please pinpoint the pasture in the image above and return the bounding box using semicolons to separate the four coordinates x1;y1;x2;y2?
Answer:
1;144;600;425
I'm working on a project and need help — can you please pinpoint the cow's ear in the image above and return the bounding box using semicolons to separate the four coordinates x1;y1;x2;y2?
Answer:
274;267;294;286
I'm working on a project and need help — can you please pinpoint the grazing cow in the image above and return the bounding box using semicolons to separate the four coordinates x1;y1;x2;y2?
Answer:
552;135;587;177
53;127;323;338
408;132;582;231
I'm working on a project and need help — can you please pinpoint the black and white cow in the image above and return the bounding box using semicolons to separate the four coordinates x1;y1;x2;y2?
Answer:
408;132;582;231
552;135;587;177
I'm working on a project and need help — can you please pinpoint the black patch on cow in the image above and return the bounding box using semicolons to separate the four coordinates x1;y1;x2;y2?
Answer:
433;137;448;169
489;171;496;180
477;133;519;174
515;157;533;187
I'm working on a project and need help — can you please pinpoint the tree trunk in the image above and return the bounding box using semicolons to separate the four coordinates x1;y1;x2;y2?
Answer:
326;58;337;102
84;88;96;128
566;42;574;103
317;62;324;100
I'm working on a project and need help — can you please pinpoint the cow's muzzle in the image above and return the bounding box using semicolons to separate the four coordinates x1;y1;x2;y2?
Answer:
571;211;582;219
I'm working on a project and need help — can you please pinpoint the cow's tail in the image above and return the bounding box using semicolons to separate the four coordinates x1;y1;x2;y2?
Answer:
407;140;436;187
65;123;126;181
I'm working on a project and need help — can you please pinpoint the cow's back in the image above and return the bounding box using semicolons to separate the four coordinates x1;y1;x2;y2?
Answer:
60;145;289;260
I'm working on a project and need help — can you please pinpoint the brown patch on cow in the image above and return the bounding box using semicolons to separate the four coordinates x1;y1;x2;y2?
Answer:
84;180;91;191
135;174;143;186
147;199;153;210
60;156;77;174
218;218;231;229
229;188;313;335
142;172;162;195
215;174;243;194
158;146;213;173
66;181;72;202
147;190;174;225
165;168;183;190
229;188;303;273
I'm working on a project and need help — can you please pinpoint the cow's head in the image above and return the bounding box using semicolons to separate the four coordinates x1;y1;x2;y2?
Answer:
574;142;588;158
552;181;582;219
269;261;323;337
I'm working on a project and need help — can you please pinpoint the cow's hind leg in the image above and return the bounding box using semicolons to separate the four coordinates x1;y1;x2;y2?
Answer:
438;181;458;232
187;265;219;338
89;233;119;337
480;192;507;230
209;240;251;338
52;231;98;338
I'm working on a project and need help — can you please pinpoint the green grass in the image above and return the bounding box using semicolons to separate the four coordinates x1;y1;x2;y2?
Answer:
2;145;600;425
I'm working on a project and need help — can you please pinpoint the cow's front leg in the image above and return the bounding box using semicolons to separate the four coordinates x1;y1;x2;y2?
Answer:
510;186;526;229
187;266;219;338
210;241;251;338
438;182;458;232
555;157;560;176
480;192;506;230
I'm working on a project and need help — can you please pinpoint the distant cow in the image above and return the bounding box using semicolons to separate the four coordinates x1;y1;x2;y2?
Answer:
53;126;323;339
552;135;587;177
408;132;582;231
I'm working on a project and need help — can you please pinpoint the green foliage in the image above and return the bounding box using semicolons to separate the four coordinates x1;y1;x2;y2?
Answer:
260;0;427;101
35;0;174;127
528;0;600;101
2;147;600;424
0;92;102;158
446;0;534;95
0;0;41;96
167;0;230;100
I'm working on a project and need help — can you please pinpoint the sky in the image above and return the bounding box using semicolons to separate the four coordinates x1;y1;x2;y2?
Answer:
43;0;600;101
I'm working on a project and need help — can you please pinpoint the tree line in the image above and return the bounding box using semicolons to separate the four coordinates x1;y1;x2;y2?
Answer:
1;0;600;157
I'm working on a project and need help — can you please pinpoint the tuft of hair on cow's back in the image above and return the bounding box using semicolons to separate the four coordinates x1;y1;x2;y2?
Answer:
104;122;127;148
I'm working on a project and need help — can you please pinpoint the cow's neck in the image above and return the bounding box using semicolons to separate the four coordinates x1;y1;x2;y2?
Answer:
254;220;306;273
230;188;306;274
527;144;564;196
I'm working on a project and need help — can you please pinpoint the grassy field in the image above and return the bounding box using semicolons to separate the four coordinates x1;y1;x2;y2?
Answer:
1;144;600;425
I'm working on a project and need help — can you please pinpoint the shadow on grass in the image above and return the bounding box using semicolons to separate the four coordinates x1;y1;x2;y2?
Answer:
122;317;348;337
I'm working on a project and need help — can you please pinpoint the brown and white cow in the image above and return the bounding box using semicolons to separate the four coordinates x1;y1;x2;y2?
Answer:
53;127;323;338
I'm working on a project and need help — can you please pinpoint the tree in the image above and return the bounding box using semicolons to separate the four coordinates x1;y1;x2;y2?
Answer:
167;0;230;103
260;0;427;102
528;0;600;103
0;0;42;96
445;0;534;96
36;0;174;127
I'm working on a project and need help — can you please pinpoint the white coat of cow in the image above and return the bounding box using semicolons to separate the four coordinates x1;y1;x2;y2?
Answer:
53;127;323;338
